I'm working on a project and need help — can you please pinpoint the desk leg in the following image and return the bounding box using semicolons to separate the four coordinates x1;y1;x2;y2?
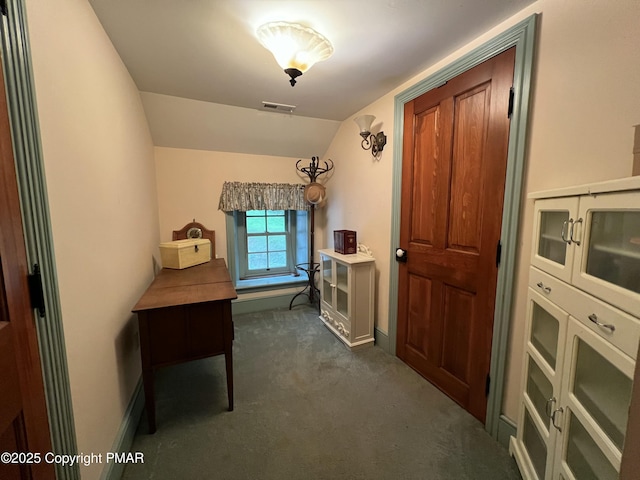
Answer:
223;302;234;411
225;349;233;411
138;313;157;433
142;368;156;433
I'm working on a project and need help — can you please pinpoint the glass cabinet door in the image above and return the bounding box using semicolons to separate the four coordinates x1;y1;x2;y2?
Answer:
563;412;618;480
517;290;568;479
569;331;633;451
556;317;635;480
525;357;555;432
532;197;580;283
572;191;640;316
530;301;561;370
336;263;349;317
522;408;549;480
538;211;570;265
321;255;333;306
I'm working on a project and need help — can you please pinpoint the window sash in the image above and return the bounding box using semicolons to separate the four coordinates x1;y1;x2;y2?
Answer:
238;210;297;279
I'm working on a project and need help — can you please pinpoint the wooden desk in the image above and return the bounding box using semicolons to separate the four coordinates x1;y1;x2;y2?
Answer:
132;259;237;433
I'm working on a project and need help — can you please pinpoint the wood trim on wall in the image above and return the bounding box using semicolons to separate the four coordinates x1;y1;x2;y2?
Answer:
387;14;538;439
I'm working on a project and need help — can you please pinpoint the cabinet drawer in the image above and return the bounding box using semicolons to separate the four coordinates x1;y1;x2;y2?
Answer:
529;267;640;359
529;266;577;314
569;289;640;360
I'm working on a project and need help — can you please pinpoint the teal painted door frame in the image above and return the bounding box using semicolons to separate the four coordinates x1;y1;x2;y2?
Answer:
0;1;79;478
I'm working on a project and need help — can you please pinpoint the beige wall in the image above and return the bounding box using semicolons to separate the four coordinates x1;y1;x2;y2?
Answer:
26;1;159;478
322;0;640;422
22;1;640;471
154;147;317;260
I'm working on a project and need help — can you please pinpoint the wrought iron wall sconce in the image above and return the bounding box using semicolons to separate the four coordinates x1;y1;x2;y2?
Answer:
354;115;387;156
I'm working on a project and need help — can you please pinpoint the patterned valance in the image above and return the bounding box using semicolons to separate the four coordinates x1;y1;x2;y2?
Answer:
218;182;309;212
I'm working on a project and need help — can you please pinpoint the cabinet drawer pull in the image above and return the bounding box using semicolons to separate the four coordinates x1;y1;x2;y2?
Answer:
536;282;552;294
551;407;563;432
330;283;336;288
588;314;615;332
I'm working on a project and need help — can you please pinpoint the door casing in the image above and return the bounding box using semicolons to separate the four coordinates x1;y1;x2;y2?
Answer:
1;1;78;478
387;14;538;439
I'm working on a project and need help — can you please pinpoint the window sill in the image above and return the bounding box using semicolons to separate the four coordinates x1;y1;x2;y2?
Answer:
235;274;306;293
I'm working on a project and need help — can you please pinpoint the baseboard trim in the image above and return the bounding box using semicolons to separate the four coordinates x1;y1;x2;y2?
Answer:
374;327;390;352
497;414;517;449
232;289;310;315
100;378;145;480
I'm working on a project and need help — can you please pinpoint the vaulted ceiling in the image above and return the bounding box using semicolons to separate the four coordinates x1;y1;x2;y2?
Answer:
88;0;535;158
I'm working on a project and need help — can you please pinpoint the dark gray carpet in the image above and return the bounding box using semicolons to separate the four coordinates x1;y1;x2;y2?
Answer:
122;306;520;480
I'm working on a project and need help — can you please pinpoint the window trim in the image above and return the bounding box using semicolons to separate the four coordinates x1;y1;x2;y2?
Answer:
225;210;310;292
238;210;296;279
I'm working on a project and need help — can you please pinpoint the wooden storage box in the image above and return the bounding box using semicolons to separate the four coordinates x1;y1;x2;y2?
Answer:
334;230;357;254
159;239;211;269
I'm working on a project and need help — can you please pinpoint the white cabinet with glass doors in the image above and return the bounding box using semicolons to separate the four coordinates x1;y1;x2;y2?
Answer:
511;177;640;480
531;181;640;316
318;248;375;350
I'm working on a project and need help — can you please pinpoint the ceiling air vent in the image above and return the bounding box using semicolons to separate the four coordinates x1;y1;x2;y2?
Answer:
261;101;296;114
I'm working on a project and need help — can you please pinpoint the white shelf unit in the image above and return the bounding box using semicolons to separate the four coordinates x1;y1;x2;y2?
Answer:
318;248;375;350
511;177;640;480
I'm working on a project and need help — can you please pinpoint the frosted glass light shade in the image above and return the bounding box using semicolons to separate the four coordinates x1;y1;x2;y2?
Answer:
256;22;334;74
354;115;375;135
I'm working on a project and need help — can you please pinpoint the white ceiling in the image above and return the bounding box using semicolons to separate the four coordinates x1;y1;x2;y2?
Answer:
88;0;535;158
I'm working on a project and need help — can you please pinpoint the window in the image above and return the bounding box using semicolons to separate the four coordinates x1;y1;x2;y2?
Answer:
242;210;292;278
228;209;309;288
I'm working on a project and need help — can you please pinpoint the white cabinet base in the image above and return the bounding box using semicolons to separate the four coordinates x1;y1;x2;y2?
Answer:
320;308;374;350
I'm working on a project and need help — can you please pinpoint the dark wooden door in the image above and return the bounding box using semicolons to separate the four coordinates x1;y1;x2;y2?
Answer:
396;48;515;422
0;55;54;479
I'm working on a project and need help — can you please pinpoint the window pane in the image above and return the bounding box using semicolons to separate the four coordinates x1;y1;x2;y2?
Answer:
268;251;287;268
246;217;266;234
268;235;287;251
247;236;267;253
247;210;265;216
267;216;285;232
248;253;267;270
267;210;284;216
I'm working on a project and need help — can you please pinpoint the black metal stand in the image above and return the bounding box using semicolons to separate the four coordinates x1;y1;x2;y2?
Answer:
288;262;320;312
289;156;333;313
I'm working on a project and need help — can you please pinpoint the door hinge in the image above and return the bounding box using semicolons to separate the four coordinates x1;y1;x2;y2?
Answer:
27;263;46;318
496;241;502;268
485;374;491;396
0;0;7;17
507;87;514;118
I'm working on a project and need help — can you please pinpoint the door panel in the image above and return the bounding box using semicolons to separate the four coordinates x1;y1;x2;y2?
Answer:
397;47;516;422
448;82;490;253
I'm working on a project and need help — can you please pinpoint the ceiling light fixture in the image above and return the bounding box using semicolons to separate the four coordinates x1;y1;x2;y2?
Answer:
256;22;334;87
354;115;387;156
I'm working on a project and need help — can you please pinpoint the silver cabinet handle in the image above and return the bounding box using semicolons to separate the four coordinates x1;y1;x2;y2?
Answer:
588;313;615;332
570;218;583;245
536;281;552;294
561;219;573;244
545;397;556;418
551;406;563;432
